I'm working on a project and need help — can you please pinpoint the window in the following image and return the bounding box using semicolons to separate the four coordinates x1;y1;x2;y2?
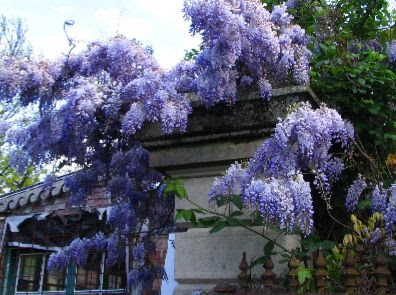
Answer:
43;259;66;291
75;254;101;291
16;253;66;293
16;254;43;292
14;251;125;294
103;263;127;290
75;253;126;293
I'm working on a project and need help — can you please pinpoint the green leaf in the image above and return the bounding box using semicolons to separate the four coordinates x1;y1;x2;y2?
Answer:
263;241;275;257
250;255;268;269
164;179;188;199
226;217;240;226
198;216;220;226
384;133;396;141
176;209;197;225
230;195;243;210
210;220;227;233
357;198;372;211
367;103;381;115
216;195;229;207
175;185;188;199
229;211;243;217
297;266;312;285
320;240;335;250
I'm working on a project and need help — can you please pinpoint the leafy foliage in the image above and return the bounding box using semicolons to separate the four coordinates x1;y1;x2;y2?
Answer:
0;151;39;194
1;0;395;291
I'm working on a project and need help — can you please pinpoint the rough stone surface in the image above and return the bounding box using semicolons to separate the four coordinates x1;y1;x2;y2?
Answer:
174;227;300;294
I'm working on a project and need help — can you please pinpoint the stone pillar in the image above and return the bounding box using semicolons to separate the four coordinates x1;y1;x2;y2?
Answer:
140;86;318;294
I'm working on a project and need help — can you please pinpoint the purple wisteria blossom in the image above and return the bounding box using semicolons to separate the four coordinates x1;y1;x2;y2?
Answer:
209;163;244;202
47;250;70;272
385;184;396;233
386;238;396;256
182;0;311;106
345;178;367;212
243;174;313;234
371;184;388;214
368;228;383;245
209;103;353;235
387;40;396;63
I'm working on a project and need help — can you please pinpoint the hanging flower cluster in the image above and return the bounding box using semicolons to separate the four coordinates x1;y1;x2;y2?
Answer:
387;40;396;63
181;0;311;106
209;103;355;235
345;178;367;212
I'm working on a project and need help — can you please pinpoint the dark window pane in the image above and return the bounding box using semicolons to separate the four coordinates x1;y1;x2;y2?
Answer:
75;254;101;290
103;262;126;290
17;254;43;292
42;257;66;291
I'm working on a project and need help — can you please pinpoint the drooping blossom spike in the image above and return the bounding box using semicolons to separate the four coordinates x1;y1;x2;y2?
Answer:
369;228;383;245
47;250;70;272
371;184;387;214
387;40;396;63
209;163;245;202
271;4;293;26
385;184;396;234
345;178;367;212
122;102;146;135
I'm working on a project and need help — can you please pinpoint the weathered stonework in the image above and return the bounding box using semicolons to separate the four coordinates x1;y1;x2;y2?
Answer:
138;86;318;294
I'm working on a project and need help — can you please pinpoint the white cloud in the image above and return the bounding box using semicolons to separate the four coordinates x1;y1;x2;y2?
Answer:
33;33;69;59
55;5;74;13
94;8;152;39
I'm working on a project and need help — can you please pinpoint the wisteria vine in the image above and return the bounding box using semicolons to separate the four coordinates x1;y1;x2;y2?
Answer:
0;0;311;289
3;0;394;291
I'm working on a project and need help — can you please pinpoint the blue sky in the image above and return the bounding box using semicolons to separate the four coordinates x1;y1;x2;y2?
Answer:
0;0;201;69
2;0;395;69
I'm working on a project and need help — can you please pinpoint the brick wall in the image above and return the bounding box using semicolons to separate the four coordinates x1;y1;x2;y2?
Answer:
143;236;169;294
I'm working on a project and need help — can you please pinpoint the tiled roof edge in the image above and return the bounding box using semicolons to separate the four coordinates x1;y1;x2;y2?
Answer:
0;178;68;213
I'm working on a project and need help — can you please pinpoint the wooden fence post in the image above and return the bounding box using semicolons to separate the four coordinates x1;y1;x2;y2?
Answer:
343;247;357;294
315;247;328;294
237;252;251;293
374;247;390;295
288;249;299;293
262;255;276;294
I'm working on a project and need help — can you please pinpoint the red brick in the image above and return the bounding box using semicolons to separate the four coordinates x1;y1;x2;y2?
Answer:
155;238;168;250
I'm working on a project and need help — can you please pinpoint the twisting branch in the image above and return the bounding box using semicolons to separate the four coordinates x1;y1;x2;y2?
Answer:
63;20;76;60
353;134;385;182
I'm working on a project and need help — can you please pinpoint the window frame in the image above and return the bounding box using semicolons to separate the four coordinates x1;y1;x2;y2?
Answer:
11;250;126;295
73;253;126;294
15;252;67;295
